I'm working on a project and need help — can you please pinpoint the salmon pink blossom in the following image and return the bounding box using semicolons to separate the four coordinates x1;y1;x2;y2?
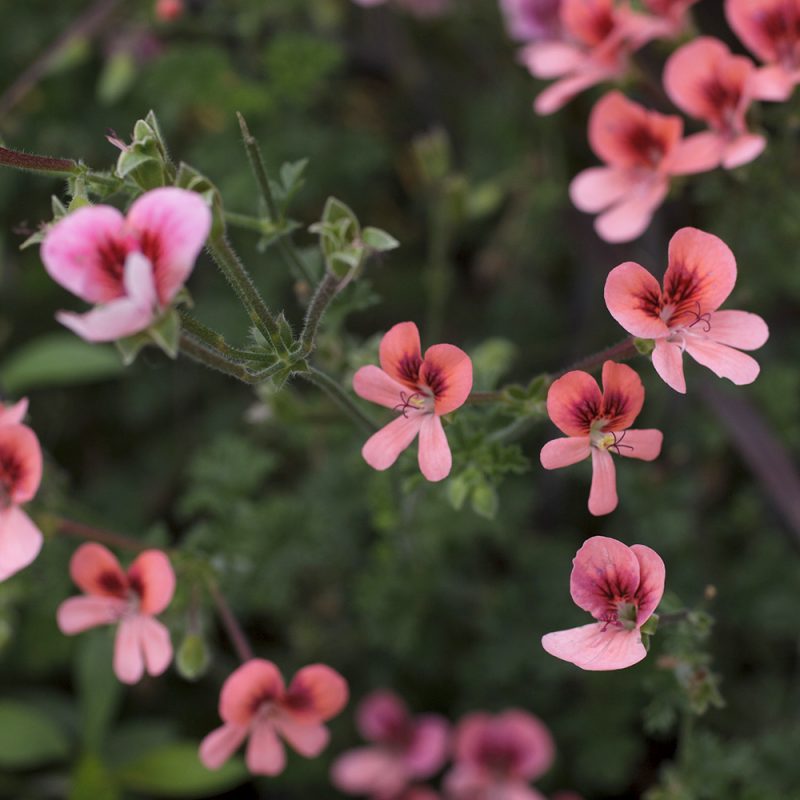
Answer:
604;227;769;393
353;322;472;482
635;0;699;40
664;37;766;169
570;91;719;242
331;690;450;798
444;710;555;800
57;543;175;684
500;0;562;42
41;187;211;343
0;407;44;582
200;659;348;776
541;536;665;670
540;361;663;516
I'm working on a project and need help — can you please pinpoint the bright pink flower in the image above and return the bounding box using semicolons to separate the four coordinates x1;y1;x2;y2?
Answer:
726;0;800;101
664;37;766;169
200;659;348;777
604;227;770;393
0;413;44;582
332;690;450;798
500;0;563;42
41;187;211;343
57;543;175;684
569;91;719;242
444;710;555;800
353;322;473;482
540;361;663;516
541;535;665;670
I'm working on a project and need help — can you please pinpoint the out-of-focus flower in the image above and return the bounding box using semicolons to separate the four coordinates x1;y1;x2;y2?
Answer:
57;544;175;684
0;398;29;427
540;361;663;516
155;0;184;22
500;0;562;42
200;659;348;776
634;0;700;40
332;690;450;798
353;322;473;482
604;227;769;393
541;536;665;670
351;0;450;16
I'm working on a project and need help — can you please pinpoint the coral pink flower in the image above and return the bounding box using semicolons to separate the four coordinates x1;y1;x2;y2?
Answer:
604;227;769;393
0;412;44;582
634;0;699;39
726;0;800;101
41;187;211;343
540;361;663;516
353;322;472;482
569;91;719;242
444;710;555;800
155;0;184;21
541;536;665;670
57;543;175;684
664;37;766;169
332;690;450;798
200;659;348;776
500;0;563;42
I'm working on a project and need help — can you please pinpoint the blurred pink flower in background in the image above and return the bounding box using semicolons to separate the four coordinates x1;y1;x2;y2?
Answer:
0;400;44;582
664;37;766;169
57;544;175;683
540;361;663;516
352;0;451;16
444;709;555;800
500;0;563;41
353;322;473;482
200;659;348;776
570;91;719;242
604;227;770;393
633;0;700;40
332;689;450;798
541;535;665;670
41;187;211;342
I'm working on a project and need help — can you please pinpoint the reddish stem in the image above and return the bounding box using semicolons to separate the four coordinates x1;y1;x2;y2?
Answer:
556;336;639;377
0;146;77;176
55;517;147;552
207;580;254;663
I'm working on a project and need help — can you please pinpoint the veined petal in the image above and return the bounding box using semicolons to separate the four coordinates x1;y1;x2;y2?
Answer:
275;717;329;758
418;414;452;482
615;429;663;461
600;360;644;431
588;447;617;515
0;507;43;581
707;310;769;350
379;322;423;387
540;437;591;469
570;535;641;618
0;424;43;504
137;616;173;677
569;167;636;214
220;659;286;725
56;296;155;343
57;595;127;634
541;622;647;670
604;261;669;339
594;178;668;243
0;399;29;426
362;414;424;472
652;338;686;393
684;337;761;385
630;544;666;624
247;720;286;776
69;542;127;598
114;617;145;684
546;371;602;437
199;723;249;770
127;549;175;615
725;0;785;64
353;366;409;410
283;663;349;723
422;344;473;415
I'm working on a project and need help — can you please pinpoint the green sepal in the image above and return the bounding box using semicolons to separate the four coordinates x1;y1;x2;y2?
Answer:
362;226;400;252
149;309;181;359
175;633;210;682
634;337;656;356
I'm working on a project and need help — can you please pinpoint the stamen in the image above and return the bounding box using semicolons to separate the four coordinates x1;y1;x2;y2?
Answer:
686;301;712;333
392;391;424;418
608;430;634;456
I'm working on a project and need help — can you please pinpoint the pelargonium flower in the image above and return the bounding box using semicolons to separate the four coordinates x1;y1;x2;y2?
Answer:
726;0;800;101
604;227;769;393
635;0;699;39
500;0;562;42
57;543;175;684
664;37;766;169
540;361;663;516
41;187;211;343
0;407;44;582
569;91;719;242
353;322;472;482
541;535;665;670
200;659;348;776
444;710;555;800
331;690;450;798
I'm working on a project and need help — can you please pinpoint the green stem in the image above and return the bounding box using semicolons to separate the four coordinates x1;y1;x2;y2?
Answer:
223;210;272;235
179;333;263;384
300;366;378;434
300;272;341;354
0;146;78;177
179;310;264;361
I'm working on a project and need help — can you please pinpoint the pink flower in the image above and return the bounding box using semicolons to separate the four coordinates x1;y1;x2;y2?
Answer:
200;659;348;776
41;187;211;343
726;0;800;101
540;361;663;516
57;543;175;684
331;690;450;798
604;227;770;393
541;535;665;670
634;0;699;39
569;91;719;242
353;322;473;482
500;0;563;42
0;407;44;582
664;37;766;169
444;710;555;800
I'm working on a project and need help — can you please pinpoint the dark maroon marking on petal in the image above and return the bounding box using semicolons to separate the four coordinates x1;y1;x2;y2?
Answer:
248;684;282;716
756;5;800;62
97;570;129;598
662;263;706;324
128;571;144;599
569;391;602;434
635;285;663;319
474;728;525;777
421;363;448;399
584;4;615;44
397;353;423;384
0;447;22;503
600;390;633;430
626;123;669;167
96;236;132;295
703;76;741;114
282;684;313;713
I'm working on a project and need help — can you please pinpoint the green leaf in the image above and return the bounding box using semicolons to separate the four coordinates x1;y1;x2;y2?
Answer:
116;743;247;797
0;700;71;768
471;482;499;520
70;753;121;800
175;633;210;681
0;333;123;393
77;630;122;753
150;309;181;359
362;226;400;252
97;51;137;105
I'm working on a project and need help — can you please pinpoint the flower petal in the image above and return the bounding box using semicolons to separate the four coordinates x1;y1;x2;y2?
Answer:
0;507;42;581
220;659;286;725
683;337;761;385
362;413;424;472
722;133;767;169
614;429;663;461
114;617;145;684
541;622;647;670
56;595;127;634
520;41;586;78
137;616;173;677
534;69;613;116
331;747;409;796
405;714;450;778
725;0;784;64
275;717;329;758
588;447;618;515
630;544;666;624
707;310;769;350
357;691;410;743
749;64;795;101
570;535;641;618
127;549;175;615
69;543;127;598
199;723;249;770
540;437;591;469
569;167;637;214
379;322;423;387
422;344;473;415
667;132;722;175
594;178;669;243
600;360;644;431
0;424;42;504
494;710;555;781
283;663;349;723
0;399;29;427
56;296;155;343
246;720;286;776
652;339;686;393
546;370;602;437
604;261;669;339
418;415;452;482
353;366;408;410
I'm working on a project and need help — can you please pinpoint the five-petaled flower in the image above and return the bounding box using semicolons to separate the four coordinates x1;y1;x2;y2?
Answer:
41;187;211;343
570;91;719;243
604;227;770;393
57;543;176;684
331;689;450;798
664;37;767;170
540;361;663;516
353;322;473;482
0;398;44;582
444;709;555;800
200;658;348;776
541;535;665;670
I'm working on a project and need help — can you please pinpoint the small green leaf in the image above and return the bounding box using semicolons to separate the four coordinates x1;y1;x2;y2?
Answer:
150;310;181;359
70;753;121;800
0;700;71;768
471;483;499;520
97;51;137;105
176;633;210;681
446;474;470;511
362;227;400;252
77;630;122;753
115;333;149;367
634;337;656;356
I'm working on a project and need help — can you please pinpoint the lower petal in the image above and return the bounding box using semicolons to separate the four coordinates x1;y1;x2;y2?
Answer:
114;617;145;685
0;507;43;581
520;42;586;78
540;437;591;469
684;337;761;385
541;622;647;670
667;132;722;175
707;310;769;350
137;616;173;677
652;339;686;393
749;65;795;101
569;167;635;214
353;366;409;410
595;179;668;244
533;69;611;116
275;717;329;758
331;748;409;797
722;133;766;169
418;415;452;482
199;723;249;770
246;720;286;776
362;414;424;472
588;448;617;516
57;298;154;343
57;595;126;634
615;429;663;461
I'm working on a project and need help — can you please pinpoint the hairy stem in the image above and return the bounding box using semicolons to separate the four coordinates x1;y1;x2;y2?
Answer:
300;366;378;434
300;272;341;353
0;146;78;176
557;336;638;376
179;333;263;384
178;310;263;361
